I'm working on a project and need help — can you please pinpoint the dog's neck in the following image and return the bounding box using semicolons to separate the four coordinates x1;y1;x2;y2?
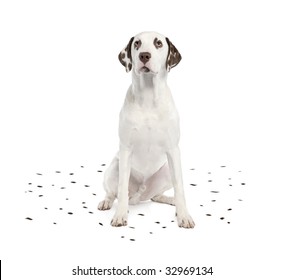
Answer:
131;70;168;108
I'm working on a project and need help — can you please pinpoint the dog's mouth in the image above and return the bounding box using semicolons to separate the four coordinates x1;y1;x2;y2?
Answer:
140;66;151;73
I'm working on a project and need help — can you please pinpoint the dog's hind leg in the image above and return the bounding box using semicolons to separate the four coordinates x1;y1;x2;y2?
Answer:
98;156;119;210
151;194;175;206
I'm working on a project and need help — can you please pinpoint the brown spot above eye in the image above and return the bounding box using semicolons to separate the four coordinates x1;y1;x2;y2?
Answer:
154;37;163;49
134;40;141;50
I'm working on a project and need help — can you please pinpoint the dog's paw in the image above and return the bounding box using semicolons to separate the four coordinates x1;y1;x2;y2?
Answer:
177;213;195;229
98;200;113;211
111;213;128;227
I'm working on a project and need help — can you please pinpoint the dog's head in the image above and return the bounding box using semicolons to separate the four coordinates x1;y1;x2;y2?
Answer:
118;31;181;74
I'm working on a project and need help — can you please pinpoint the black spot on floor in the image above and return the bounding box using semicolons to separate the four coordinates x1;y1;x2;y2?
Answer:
69;173;74;175
138;213;144;216
208;180;212;182
39;195;43;197
129;226;135;229
71;181;76;184
221;166;226;168
26;217;33;220
56;171;61;173
130;239;135;241
89;211;93;214
37;185;43;188
241;183;246;185
101;164;106;166
99;222;103;226
227;208;232;211
190;184;197;186
36;173;42;175
206;214;212;216
97;170;103;173
84;185;90;188
220;217;225;220
211;191;219;193
155;221;160;224
68;212;73;215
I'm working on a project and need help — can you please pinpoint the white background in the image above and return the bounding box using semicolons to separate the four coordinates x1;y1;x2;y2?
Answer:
0;0;284;279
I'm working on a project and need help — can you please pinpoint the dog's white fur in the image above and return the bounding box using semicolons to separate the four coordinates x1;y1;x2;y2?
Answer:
98;32;195;228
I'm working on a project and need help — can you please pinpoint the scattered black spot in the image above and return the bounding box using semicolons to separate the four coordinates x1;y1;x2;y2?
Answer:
241;183;246;185
60;187;65;189
227;208;232;211
26;217;33;220
229;184;232;186
162;226;167;229
238;199;243;201
92;193;96;196
97;170;103;173
59;208;63;210
130;239;135;241
39;195;43;197
28;183;32;185
99;222;103;226
129;226;135;229
171;220;175;223
228;178;231;180
155;221;160;224
238;171;242;172
190;184;197;186
211;200;216;202
85;185;90;188
28;190;33;193
211;191;219;193
221;166;226;168
206;214;212;216
52;184;54;186
82;202;86;204
53;222;57;225
37;185;43;188
56;171;61;173
81;166;84;168
208;172;211;174
220;217;225;220
71;181;76;184
138;213;145;216
149;232;153;234
66;198;69;200
101;164;106;166
69;173;74;175
83;206;88;209
44;207;48;210
36;173;42;175
89;211;93;214
121;236;125;238
190;168;195;170
68;212;73;215
227;221;231;224
208;180;212;182
200;204;204;207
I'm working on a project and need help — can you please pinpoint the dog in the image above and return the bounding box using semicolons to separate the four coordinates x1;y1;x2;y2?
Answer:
98;31;195;228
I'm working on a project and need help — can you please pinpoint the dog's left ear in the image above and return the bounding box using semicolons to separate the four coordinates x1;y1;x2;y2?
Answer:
118;37;134;73
166;38;182;71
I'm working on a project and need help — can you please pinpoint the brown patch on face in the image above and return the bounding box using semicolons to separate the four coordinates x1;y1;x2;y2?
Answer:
165;37;182;71
128;63;132;71
154;37;163;49
134;39;142;50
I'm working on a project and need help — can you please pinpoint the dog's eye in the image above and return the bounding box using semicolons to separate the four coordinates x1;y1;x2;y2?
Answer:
134;40;141;50
154;38;163;49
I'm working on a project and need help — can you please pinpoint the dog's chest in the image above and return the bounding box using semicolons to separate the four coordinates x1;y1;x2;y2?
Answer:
120;102;179;150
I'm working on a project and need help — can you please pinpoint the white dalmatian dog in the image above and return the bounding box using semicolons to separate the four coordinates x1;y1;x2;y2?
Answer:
98;31;195;228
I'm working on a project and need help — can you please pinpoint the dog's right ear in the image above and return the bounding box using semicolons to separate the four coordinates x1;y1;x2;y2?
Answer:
118;37;134;73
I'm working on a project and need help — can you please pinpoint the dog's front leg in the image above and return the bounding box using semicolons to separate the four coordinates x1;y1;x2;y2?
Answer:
167;147;195;228
111;147;131;227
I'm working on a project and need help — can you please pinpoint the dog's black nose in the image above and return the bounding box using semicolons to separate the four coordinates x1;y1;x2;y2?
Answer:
139;52;151;64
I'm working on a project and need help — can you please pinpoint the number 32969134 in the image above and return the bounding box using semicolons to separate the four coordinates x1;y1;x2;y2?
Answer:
165;266;213;276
